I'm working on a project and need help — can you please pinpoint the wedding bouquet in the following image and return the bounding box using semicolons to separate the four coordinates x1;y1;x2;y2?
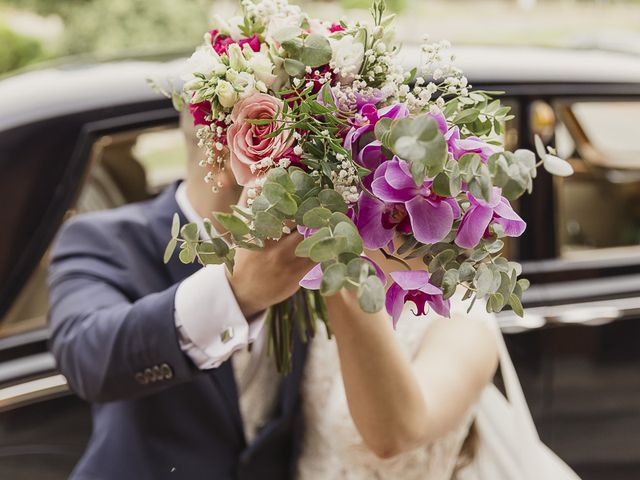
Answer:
163;0;572;373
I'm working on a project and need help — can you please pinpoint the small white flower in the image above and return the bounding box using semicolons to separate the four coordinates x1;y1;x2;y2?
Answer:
293;145;303;155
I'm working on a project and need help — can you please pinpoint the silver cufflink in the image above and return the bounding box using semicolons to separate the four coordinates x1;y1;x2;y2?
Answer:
221;326;234;343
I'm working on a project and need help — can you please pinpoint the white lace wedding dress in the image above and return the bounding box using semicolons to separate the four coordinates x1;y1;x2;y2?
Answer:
296;296;491;480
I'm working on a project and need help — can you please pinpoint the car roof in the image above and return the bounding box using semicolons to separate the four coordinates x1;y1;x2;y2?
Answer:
1;45;639;131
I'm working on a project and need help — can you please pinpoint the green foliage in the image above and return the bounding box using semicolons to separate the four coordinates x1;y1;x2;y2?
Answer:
0;23;42;74
56;0;211;56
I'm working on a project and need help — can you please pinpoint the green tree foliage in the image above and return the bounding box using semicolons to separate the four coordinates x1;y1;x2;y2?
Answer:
0;23;42;74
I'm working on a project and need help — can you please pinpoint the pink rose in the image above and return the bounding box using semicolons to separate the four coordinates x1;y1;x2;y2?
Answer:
227;93;294;186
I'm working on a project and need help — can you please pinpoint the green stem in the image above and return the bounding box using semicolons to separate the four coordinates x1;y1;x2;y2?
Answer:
379;247;412;270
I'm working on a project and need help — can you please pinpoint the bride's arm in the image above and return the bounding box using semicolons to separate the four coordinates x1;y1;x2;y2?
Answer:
326;289;498;459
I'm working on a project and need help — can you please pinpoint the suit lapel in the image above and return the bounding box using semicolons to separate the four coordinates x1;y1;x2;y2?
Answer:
147;182;245;443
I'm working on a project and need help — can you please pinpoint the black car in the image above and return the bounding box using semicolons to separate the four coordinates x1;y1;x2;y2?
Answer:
1;46;640;480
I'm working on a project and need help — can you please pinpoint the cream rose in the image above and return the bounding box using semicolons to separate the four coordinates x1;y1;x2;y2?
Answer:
227;93;294;186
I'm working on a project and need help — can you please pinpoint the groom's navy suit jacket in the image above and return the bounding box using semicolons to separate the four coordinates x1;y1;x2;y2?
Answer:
47;182;308;480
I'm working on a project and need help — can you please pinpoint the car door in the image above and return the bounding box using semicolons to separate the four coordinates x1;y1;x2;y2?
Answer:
0;84;186;478
498;93;640;480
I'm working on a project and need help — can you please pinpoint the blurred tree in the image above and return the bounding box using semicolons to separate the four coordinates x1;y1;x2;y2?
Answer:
338;0;406;13
60;0;212;55
0;22;42;74
1;0;212;56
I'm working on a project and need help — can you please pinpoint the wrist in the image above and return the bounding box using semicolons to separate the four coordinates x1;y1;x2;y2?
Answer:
225;269;263;319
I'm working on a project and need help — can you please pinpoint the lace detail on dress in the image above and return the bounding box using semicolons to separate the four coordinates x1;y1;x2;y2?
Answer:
296;292;489;480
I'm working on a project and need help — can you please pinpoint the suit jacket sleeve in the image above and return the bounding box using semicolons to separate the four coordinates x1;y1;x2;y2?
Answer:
47;215;197;403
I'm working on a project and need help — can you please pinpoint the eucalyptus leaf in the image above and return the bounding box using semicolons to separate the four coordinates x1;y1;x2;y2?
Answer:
347;257;375;283
358;275;385;313
509;293;525;317
488;292;504;313
334;221;364;255
303;207;332;228
295;227;331;257
329;212;352;228
163;238;177;264
441;269;459;300
179;244;196;263
309;236;347;262
300;34;332;67
474;263;493;297
254;211;284;239
319;189;348;213
458;261;476;282
171;213;180;238
320;262;347;296
196;242;225;265
284;58;306;77
181;223;199;242
543;154;574;177
213;213;250;237
295;197;321;224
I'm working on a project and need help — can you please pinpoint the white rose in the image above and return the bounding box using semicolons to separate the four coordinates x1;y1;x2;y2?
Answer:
248;52;277;87
181;45;226;81
216;80;238;108
227;70;257;98
330;35;365;83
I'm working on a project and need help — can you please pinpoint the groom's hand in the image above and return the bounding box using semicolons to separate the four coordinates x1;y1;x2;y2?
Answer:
225;188;312;318
226;232;313;318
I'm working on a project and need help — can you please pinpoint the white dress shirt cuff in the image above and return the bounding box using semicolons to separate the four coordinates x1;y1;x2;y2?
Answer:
174;264;266;369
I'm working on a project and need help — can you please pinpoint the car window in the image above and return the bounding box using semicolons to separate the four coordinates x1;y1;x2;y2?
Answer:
0;123;187;339
555;100;640;258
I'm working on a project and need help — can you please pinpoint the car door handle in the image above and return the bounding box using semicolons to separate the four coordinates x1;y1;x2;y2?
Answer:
548;306;621;326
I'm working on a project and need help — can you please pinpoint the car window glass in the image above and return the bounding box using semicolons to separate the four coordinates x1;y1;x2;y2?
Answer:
0;124;187;339
556;101;640;258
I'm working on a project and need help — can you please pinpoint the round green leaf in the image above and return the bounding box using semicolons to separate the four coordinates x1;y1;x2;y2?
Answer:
213;213;250;237
300;34;332;67
333;221;363;255
180;223;199;242
303;207;332;228
318;189;348;213
309;236;347;263
320;263;347;296
295;227;331;257
358;275;385;313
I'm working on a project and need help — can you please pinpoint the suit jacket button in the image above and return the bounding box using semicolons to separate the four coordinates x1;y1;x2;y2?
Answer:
152;365;163;381
144;368;156;383
135;372;148;385
160;363;173;380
